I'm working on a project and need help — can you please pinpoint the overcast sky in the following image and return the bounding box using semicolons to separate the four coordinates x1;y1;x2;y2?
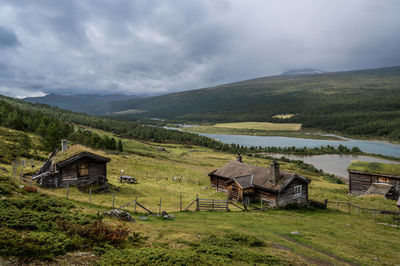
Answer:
0;0;400;98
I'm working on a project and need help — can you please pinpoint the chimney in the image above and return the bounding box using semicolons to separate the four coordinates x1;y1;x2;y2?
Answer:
270;159;280;182
61;139;68;152
236;153;243;163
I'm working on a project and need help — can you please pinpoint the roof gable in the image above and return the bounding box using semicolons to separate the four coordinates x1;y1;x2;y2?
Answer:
216;161;310;192
57;152;110;167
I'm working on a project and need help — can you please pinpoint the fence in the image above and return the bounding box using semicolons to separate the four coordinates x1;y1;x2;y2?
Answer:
324;199;400;219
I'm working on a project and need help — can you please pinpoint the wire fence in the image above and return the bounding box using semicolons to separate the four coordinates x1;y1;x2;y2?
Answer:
324;199;400;219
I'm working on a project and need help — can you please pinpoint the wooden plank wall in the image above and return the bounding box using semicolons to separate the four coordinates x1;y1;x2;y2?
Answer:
278;179;308;206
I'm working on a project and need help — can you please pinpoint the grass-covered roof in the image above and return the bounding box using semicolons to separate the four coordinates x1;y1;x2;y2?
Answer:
52;144;108;163
348;160;400;176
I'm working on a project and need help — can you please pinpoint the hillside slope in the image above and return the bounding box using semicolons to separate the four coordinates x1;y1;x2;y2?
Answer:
24;93;143;115
106;66;400;141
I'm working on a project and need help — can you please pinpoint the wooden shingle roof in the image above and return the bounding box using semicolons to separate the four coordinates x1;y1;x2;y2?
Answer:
210;161;310;192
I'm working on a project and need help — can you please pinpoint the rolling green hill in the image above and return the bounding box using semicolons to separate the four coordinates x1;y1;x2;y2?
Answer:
104;66;400;141
24;93;144;115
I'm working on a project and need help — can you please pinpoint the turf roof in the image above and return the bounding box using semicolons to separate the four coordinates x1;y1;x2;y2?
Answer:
348;160;400;176
52;144;108;163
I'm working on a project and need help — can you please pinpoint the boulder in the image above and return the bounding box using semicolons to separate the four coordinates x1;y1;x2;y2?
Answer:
103;209;135;222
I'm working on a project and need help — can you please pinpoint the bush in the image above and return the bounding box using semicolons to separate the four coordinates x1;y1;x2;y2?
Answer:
99;233;281;265
0;228;83;260
23;186;38;193
57;220;130;246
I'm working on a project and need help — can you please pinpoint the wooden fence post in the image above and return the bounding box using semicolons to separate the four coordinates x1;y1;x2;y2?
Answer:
324;199;328;209
159;197;162;216
357;205;360;216
89;187;92;203
112;190;115;208
212;199;215;211
134;196;137;213
20;169;23;184
145;170;148;179
226;195;229;211
348;203;351;214
66;184;69;199
373;209;376;218
196;194;199;211
180;194;182;212
336;201;340;211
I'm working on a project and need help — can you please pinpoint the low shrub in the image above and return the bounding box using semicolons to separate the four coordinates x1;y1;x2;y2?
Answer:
99;233;281;265
57;220;130;246
0;228;83;260
23;186;38;193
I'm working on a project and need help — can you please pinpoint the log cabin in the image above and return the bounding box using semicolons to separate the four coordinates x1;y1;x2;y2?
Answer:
208;155;311;207
33;141;110;188
348;161;400;199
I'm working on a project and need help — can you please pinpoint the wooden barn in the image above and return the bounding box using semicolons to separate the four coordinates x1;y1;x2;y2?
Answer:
33;142;110;188
208;155;311;207
348;161;400;199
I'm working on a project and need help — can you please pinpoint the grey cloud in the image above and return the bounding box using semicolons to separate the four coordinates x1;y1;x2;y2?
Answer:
0;0;399;97
0;26;19;48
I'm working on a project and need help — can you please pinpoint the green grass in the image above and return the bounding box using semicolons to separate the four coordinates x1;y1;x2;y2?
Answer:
2;126;400;264
214;122;302;131
348;160;400;176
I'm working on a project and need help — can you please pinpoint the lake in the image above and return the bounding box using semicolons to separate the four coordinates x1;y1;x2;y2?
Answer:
199;133;400;179
265;153;399;179
200;133;400;158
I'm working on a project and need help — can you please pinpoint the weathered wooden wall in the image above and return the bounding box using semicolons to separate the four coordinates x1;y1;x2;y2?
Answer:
59;158;106;187
277;179;308;206
210;175;229;192
349;171;399;199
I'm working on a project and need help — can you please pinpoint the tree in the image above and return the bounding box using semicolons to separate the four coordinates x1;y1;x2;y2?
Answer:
19;133;32;156
117;139;123;152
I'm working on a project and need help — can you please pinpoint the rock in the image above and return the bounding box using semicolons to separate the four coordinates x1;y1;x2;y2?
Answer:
290;231;302;235
161;210;175;219
103;209;135;222
202;186;208;190
138;216;149;220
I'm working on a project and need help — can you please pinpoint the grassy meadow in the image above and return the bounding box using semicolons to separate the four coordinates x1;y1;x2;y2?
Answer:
214;122;302;131
2;126;400;265
182;125;342;140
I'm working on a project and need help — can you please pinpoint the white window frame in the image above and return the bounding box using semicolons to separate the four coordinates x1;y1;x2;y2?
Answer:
294;185;302;198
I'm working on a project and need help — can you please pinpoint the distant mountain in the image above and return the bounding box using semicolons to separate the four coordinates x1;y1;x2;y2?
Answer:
24;93;145;115
281;68;327;75
97;66;400;141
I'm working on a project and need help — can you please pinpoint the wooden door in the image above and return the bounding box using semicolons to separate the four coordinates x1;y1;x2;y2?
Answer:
78;163;89;177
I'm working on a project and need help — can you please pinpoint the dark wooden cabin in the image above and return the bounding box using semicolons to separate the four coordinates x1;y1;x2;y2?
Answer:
348;161;400;199
33;143;110;188
208;155;310;207
348;170;400;199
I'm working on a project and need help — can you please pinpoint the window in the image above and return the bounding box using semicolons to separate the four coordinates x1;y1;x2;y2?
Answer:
294;185;302;197
78;163;89;177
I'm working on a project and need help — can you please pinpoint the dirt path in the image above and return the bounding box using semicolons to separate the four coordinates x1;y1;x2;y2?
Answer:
275;233;358;266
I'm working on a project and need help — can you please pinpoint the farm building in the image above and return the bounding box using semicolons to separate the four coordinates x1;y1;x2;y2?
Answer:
33;141;110;188
348;161;400;199
208;155;311;207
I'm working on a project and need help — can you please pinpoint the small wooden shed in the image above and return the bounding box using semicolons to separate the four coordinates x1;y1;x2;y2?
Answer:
348;161;400;199
33;144;110;188
208;156;310;207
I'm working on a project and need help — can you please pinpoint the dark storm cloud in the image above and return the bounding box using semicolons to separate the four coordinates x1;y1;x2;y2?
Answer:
0;0;399;98
0;26;19;48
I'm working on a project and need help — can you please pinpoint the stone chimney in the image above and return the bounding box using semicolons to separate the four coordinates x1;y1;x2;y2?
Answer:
270;159;280;183
61;139;68;152
236;153;243;163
